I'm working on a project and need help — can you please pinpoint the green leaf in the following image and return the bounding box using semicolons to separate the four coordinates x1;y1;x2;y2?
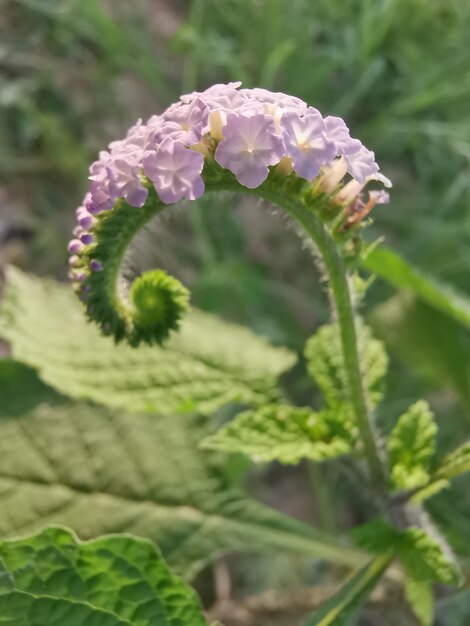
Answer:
352;518;398;554
388;400;437;491
0;526;208;625
404;575;434;626
0;371;365;577
305;554;392;626
353;520;462;586
202;404;357;464
412;442;470;503
398;528;462;586
0;359;63;418
0;591;132;626
411;479;450;504
363;246;470;329
305;321;388;411
0;267;296;415
435;442;470;481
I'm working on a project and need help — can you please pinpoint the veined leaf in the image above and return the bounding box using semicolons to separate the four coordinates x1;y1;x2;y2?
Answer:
0;592;132;626
352;518;398;554
413;442;470;503
0;368;365;578
404;575;434;626
353;519;461;586
398;528;462;586
0;267;296;415
388;401;437;491
0;526;208;625
305;554;392;626
202;404;357;464
305;321;388;411
435;442;470;481
363;246;470;329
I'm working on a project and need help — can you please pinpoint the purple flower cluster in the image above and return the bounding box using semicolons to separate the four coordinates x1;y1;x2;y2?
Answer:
69;83;391;286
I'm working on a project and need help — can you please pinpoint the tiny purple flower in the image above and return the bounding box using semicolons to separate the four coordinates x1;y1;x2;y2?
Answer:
106;156;148;208
242;88;308;113
90;260;103;272
80;232;94;245
161;98;209;142
68;270;88;282
324;116;355;155
369;190;390;204
76;207;95;230
68;239;84;254
281;111;336;179
215;113;285;188
344;143;379;183
143;139;205;204
88;162;116;213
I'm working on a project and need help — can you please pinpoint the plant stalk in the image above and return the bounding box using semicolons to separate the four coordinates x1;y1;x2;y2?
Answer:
247;185;388;498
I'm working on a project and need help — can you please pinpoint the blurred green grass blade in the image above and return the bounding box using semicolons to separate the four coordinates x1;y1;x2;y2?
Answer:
363;247;470;329
369;292;470;407
305;554;392;626
0;526;208;625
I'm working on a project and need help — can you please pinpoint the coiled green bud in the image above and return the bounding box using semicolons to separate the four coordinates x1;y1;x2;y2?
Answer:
130;270;190;346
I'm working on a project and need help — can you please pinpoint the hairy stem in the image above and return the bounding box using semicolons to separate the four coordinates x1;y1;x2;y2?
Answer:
207;172;387;496
241;181;387;497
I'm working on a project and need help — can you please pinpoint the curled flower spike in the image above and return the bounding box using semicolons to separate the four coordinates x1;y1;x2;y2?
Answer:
68;83;391;346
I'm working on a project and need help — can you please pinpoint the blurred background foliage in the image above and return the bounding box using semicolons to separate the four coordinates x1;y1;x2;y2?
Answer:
0;0;469;623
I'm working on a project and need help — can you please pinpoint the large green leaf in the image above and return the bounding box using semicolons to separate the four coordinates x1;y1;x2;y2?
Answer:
0;526;207;625
202;404;357;464
0;367;365;578
304;321;388;411
0;267;296;415
304;555;392;626
388;400;437;491
0;359;63;417
0;592;132;626
363;247;470;329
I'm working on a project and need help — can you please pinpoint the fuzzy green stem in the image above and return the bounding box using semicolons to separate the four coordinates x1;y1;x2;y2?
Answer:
205;173;387;495
261;190;387;495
